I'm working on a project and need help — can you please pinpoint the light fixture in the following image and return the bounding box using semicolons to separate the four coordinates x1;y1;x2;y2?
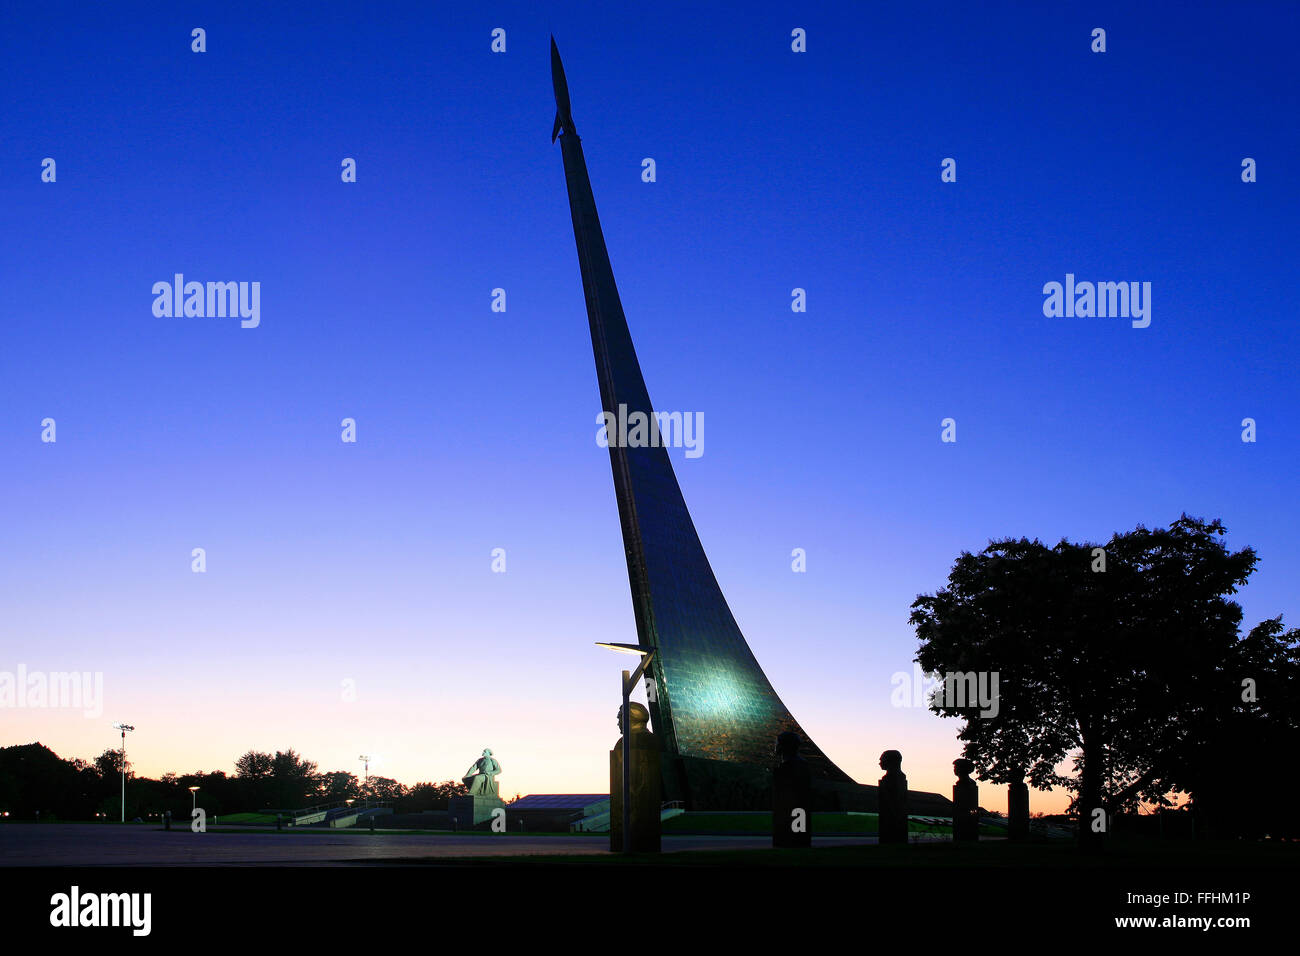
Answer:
595;642;656;854
595;642;652;656
111;723;134;823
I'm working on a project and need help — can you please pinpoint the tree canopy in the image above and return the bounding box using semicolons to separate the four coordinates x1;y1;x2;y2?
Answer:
911;515;1299;843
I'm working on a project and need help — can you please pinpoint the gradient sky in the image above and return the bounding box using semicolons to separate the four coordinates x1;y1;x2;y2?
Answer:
2;1;1297;815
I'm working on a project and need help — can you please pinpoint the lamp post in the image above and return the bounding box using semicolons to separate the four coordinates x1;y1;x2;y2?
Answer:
189;786;200;813
112;723;134;823
358;754;370;786
595;642;655;854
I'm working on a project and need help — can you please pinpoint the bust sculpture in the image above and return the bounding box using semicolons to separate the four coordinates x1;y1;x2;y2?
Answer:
618;702;652;737
462;748;502;797
611;702;661;852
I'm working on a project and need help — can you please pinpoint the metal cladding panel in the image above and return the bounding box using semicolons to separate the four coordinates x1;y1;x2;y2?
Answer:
555;79;851;785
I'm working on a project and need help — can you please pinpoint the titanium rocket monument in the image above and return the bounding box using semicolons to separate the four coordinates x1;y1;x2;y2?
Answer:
550;38;865;807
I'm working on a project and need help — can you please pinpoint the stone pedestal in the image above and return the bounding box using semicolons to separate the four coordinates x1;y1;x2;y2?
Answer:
952;758;979;842
448;794;505;830
772;765;813;848
1008;779;1030;841
772;732;812;848
877;750;909;845
610;745;661;852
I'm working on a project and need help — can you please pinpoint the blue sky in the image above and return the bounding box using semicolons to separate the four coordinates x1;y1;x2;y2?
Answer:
2;1;1296;809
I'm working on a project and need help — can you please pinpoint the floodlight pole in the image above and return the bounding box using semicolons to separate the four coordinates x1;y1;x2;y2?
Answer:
113;724;134;823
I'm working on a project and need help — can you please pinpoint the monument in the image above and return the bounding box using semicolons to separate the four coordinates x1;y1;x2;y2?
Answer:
551;38;952;813
448;748;505;829
609;703;661;852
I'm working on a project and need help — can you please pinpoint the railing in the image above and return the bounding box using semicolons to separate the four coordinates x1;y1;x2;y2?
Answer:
270;799;394;824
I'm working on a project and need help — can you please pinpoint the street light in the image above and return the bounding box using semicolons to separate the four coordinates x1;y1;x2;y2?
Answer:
595;642;656;855
358;754;370;785
189;786;200;813
111;723;134;823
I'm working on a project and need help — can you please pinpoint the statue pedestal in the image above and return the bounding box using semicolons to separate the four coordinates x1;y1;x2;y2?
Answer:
448;795;504;830
772;759;812;848
610;739;661;852
952;781;979;842
1008;780;1030;841
877;770;909;845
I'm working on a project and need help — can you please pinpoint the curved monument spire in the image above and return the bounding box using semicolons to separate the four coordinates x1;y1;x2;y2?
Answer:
551;39;854;802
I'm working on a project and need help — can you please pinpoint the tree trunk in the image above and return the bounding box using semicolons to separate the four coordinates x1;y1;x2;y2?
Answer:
1077;741;1106;852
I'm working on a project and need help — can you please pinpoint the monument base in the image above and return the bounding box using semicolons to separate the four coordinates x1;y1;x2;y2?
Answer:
448;795;505;830
666;754;955;814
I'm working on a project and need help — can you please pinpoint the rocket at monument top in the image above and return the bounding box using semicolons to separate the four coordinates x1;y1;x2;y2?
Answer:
550;36;577;142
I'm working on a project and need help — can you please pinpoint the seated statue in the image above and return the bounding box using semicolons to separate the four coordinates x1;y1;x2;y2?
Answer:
462;748;502;797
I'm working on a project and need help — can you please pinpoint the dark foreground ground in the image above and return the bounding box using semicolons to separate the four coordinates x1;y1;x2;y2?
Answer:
0;824;897;866
0;822;1294;868
2;825;1295;941
1;823;1295;867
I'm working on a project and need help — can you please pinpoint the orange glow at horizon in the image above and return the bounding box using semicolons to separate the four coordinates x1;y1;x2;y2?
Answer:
1;674;1077;817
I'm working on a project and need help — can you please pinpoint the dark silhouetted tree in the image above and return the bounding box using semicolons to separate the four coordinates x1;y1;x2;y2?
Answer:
234;751;273;778
360;776;405;801
94;747;128;780
269;749;318;808
317;770;361;803
234;751;276;808
403;780;468;811
910;515;1288;848
1174;615;1300;838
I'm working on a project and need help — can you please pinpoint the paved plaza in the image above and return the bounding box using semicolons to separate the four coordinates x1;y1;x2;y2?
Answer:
0;825;883;866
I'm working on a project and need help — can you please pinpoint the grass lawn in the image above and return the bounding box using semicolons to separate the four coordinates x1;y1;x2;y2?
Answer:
211;813;278;825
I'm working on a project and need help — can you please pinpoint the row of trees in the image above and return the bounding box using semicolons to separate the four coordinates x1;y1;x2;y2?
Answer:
913;515;1300;846
226;748;476;811
0;743;471;821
